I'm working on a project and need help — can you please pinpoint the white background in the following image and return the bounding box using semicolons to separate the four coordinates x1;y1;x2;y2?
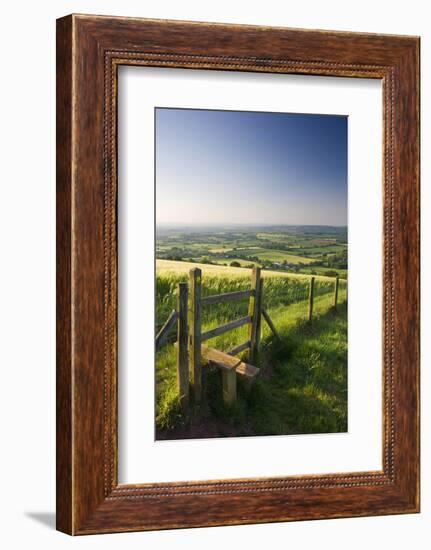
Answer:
0;1;428;548
118;67;382;483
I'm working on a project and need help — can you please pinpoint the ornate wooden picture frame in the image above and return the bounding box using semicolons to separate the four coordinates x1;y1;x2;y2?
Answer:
56;14;420;534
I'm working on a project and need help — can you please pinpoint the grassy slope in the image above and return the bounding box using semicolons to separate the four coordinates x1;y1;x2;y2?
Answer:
156;287;347;440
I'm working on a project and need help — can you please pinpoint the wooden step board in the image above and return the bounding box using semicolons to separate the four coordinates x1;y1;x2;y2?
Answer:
201;345;259;406
201;345;259;378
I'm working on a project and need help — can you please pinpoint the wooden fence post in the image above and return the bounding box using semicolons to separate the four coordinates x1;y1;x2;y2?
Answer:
189;268;202;404
248;266;261;363
176;282;189;409
222;369;237;407
308;276;315;323
256;279;263;350
333;277;339;311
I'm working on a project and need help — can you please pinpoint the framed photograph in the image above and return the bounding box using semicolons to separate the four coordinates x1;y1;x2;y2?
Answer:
56;14;420;534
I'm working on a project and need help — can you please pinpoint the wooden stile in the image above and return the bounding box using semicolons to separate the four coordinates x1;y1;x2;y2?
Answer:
195;267;264;405
201;345;259;406
189;268;202;403
176;283;189;409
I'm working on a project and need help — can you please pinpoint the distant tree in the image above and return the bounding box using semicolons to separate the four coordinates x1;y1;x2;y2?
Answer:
325;269;338;278
230;261;241;268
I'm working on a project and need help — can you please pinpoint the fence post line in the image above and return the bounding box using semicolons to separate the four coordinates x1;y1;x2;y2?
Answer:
308;276;315;323
333;276;339;311
248;266;261;363
189;268;202;404
176;282;189;409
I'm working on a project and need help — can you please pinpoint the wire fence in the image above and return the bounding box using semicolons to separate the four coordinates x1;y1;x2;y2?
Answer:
156;272;347;332
155;268;348;409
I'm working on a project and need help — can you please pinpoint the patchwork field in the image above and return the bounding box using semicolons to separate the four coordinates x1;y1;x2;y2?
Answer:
156;225;347;278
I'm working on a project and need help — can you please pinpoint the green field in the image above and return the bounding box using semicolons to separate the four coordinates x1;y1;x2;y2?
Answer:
155;258;347;440
156;225;347;277
239;248;315;264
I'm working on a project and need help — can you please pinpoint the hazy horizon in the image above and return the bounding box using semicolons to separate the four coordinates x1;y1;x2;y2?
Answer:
156;108;348;226
156;222;347;227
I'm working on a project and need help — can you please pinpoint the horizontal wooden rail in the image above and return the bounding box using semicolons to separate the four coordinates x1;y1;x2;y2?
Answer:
201;315;251;341
262;308;281;341
201;289;253;306
155;310;178;351
228;340;251;356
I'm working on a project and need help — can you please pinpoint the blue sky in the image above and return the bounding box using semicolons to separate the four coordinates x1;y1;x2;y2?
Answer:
155;108;347;226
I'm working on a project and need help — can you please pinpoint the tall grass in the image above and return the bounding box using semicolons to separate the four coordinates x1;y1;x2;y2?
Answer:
156;271;345;326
